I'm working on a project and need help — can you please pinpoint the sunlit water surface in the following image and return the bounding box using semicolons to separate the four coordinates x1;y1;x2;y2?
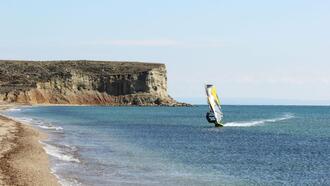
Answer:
4;106;330;185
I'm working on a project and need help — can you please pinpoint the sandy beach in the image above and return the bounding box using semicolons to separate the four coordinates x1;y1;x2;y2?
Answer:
0;104;59;186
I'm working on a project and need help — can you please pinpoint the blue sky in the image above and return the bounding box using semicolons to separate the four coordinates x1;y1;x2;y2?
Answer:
0;0;329;105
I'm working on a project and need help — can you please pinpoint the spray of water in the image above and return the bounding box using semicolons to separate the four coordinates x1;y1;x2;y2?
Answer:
224;113;294;127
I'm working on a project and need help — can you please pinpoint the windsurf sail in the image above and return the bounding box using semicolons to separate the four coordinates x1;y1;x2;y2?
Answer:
205;84;223;126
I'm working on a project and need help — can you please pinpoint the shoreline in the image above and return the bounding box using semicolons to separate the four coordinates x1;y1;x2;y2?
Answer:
0;103;190;185
0;104;59;186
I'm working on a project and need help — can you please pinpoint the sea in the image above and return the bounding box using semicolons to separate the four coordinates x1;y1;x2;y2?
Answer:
3;105;330;186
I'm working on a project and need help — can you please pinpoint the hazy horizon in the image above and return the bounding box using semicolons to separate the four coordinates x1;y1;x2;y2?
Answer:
1;0;329;105
176;97;330;106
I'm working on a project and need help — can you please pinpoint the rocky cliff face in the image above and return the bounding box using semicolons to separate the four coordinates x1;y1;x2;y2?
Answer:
0;60;186;106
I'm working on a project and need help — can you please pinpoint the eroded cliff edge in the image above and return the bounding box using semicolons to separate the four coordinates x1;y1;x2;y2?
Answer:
0;60;187;106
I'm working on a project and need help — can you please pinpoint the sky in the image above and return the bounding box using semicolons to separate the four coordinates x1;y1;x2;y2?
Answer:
0;0;329;105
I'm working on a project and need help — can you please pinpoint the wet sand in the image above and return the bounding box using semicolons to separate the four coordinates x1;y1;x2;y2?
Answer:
0;104;59;186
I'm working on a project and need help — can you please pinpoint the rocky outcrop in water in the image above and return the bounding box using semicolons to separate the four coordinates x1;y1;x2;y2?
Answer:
0;60;187;106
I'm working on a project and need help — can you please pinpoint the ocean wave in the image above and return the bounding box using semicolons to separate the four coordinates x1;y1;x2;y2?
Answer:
51;168;82;186
39;141;80;163
6;108;22;112
15;117;34;124
14;116;64;132
58;178;82;186
224;113;294;127
38;124;63;131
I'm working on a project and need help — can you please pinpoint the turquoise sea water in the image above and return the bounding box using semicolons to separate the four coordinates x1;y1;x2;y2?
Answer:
3;106;330;185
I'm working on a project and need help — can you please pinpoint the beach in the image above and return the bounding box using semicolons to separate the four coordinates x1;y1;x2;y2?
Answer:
0;104;59;186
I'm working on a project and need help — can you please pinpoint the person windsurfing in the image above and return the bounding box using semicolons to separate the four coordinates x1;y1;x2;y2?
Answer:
205;84;224;127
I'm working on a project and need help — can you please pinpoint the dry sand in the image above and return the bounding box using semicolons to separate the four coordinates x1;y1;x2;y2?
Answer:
0;104;59;186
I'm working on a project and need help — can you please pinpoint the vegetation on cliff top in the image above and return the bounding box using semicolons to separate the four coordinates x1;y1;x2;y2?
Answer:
0;60;164;94
0;60;190;106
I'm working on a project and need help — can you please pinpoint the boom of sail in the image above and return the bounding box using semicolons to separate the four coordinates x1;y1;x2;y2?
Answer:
205;84;223;127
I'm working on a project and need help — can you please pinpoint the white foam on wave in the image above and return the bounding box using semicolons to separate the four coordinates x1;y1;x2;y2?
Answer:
51;168;82;186
39;125;64;131
224;113;294;127
16;117;34;123
40;141;80;163
13;116;64;132
6;108;22;112
58;178;82;186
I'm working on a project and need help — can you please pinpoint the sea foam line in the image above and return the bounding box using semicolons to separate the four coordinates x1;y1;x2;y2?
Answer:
6;108;22;112
9;116;64;132
51;168;82;186
39;141;80;163
38;125;63;131
224;113;294;127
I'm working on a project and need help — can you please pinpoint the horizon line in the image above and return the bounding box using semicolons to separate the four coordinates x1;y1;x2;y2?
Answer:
192;104;330;107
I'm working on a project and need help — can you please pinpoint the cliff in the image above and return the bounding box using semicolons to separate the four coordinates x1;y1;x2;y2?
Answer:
0;60;186;106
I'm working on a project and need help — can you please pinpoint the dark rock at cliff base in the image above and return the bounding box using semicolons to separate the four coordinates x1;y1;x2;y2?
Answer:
0;60;189;106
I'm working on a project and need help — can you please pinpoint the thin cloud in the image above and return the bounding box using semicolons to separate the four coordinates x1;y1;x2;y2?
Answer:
87;39;225;48
230;75;330;86
109;39;179;47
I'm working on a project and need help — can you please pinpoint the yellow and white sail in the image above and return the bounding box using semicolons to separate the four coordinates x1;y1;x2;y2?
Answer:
205;84;223;125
